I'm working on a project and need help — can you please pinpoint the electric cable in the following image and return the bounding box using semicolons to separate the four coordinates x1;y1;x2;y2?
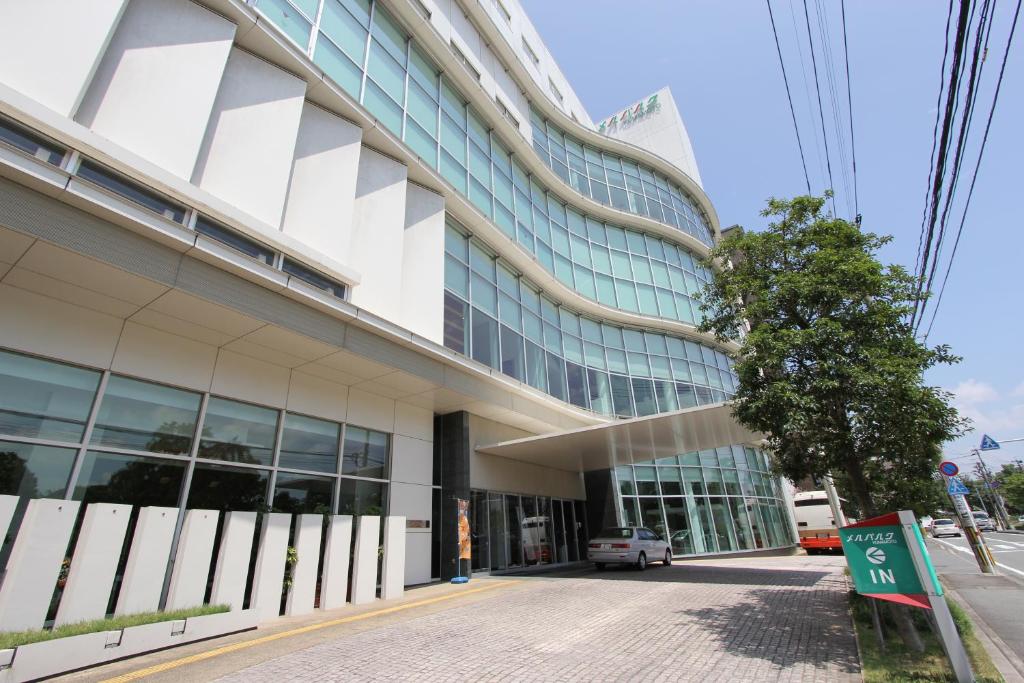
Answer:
766;0;813;195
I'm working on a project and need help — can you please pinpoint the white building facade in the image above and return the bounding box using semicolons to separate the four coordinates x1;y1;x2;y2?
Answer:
0;0;796;595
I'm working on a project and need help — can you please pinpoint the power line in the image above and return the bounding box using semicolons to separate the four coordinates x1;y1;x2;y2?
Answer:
840;0;859;219
801;0;837;214
924;0;1022;339
766;0;813;194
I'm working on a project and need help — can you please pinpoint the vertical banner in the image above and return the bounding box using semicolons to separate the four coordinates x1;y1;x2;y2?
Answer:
458;498;471;560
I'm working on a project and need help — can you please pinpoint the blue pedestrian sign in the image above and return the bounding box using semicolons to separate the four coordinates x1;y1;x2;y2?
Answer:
980;434;1000;451
947;478;970;495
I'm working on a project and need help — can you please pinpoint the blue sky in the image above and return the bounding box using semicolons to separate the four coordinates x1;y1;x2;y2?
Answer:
522;0;1023;469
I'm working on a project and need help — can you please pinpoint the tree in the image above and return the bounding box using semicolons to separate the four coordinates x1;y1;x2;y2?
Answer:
699;195;969;651
699;195;967;517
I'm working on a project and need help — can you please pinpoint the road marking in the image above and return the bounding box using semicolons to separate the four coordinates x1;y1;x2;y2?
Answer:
991;544;1015;550
100;580;518;682
931;538;1024;578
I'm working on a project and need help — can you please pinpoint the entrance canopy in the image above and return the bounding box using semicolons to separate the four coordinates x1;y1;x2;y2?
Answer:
477;403;763;472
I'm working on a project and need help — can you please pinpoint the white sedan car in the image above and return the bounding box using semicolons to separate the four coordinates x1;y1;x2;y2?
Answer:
587;526;672;570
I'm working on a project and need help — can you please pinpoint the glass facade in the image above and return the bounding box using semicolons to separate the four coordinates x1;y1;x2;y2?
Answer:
530;109;715;247
254;0;717;326
615;447;794;555
0;349;391;539
469;490;587;571
444;223;736;417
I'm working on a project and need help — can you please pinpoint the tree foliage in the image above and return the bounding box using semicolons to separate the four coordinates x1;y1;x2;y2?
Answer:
699;195;967;517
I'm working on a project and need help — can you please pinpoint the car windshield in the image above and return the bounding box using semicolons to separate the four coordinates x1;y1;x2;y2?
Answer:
972;513;989;519
934;519;954;525
595;527;633;539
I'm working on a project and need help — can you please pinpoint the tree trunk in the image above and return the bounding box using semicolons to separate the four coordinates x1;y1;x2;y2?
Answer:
843;453;924;652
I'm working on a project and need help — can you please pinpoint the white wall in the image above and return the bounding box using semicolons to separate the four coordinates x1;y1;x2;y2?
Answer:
399;183;445;344
280;103;363;265
75;0;237;180
191;47;306;227
347;148;408;322
0;0;128;117
389;402;434;585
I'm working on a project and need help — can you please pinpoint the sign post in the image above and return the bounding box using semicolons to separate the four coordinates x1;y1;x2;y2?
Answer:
942;473;996;574
839;511;973;683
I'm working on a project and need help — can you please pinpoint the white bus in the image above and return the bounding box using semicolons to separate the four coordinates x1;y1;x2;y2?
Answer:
793;490;846;554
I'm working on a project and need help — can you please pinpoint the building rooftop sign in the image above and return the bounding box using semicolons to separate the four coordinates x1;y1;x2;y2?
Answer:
597;94;661;135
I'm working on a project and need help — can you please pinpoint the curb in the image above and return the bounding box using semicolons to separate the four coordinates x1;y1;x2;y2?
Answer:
943;583;1024;683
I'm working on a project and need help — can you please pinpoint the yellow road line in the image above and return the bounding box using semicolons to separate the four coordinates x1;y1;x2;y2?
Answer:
101;580;517;682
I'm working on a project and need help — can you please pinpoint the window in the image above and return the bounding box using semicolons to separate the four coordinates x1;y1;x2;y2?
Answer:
494;97;520;130
450;41;481;81
73;451;187;506
0;114;65;166
76;160;186;223
342;426;389;479
522;38;539;67
198;397;278;465
90;376;201;455
0;441;77;500
187;462;268;511
493;0;511;25
410;0;431;19
282;257;347;299
194;216;275;265
548;79;564;106
278;413;340;473
272;471;334;514
0;350;101;442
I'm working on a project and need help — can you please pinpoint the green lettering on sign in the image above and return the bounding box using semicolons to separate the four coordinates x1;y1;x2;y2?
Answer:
839;525;929;596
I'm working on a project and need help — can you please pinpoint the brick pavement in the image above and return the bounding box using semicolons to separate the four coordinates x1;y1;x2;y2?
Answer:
215;555;860;682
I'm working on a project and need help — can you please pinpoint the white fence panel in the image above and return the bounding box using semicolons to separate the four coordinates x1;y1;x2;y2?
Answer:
350;515;379;605
55;503;131;626
250;512;290;622
381;516;406;600
0;498;80;631
285;514;321;617
166;509;219;610
115;506;178;615
320;515;352;611
211;511;257;611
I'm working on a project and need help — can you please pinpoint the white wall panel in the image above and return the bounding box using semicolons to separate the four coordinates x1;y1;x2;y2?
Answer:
0;495;17;548
75;0;236;179
210;349;291;408
388;482;432;529
399;184;445;343
192;48;306;227
287;370;348;423
405;531;432;585
350;515;380;605
346;388;395;433
0;0;128;116
320;515;352;611
211;511;257;611
394;402;433;441
0;499;80;631
55;503;131;626
347;149;407;322
0;284;122;369
251;512;290;622
285;514;322;617
111;321;217;392
116;506;178;615
381;516;405;600
391;435;432;486
281;103;362;264
166;509;219;610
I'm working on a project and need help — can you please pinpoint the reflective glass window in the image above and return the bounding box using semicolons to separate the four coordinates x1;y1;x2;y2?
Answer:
73;451;185;506
272;471;334;514
342;426;389;479
0;440;76;500
0;350;100;442
198;397;278;465
278;413;340;473
338;478;387;515
91;376;200;455
187;463;269;511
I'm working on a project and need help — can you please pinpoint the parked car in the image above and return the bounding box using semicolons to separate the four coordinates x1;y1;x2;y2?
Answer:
587;526;672;570
930;518;961;538
972;512;996;532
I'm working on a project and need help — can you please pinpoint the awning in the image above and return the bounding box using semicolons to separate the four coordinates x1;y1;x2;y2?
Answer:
476;403;764;472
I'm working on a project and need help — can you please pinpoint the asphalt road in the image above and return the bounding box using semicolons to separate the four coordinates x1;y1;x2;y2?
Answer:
929;531;1024;579
926;532;1024;677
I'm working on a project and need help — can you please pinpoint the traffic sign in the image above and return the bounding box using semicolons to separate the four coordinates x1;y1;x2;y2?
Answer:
939;461;959;476
947;478;970;495
980;434;1000;451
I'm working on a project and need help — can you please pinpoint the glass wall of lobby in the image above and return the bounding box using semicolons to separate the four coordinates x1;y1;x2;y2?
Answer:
469;491;588;572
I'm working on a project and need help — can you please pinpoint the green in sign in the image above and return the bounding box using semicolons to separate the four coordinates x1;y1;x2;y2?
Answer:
840;524;929;598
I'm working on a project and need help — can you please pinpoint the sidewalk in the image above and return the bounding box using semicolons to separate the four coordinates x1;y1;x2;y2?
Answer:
927;539;1024;682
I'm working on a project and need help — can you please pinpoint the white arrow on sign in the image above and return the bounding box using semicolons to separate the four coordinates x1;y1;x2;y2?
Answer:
866;546;886;565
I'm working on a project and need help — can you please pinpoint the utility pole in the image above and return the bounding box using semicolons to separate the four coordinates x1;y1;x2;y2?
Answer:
973;449;1011;530
822;474;848;527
